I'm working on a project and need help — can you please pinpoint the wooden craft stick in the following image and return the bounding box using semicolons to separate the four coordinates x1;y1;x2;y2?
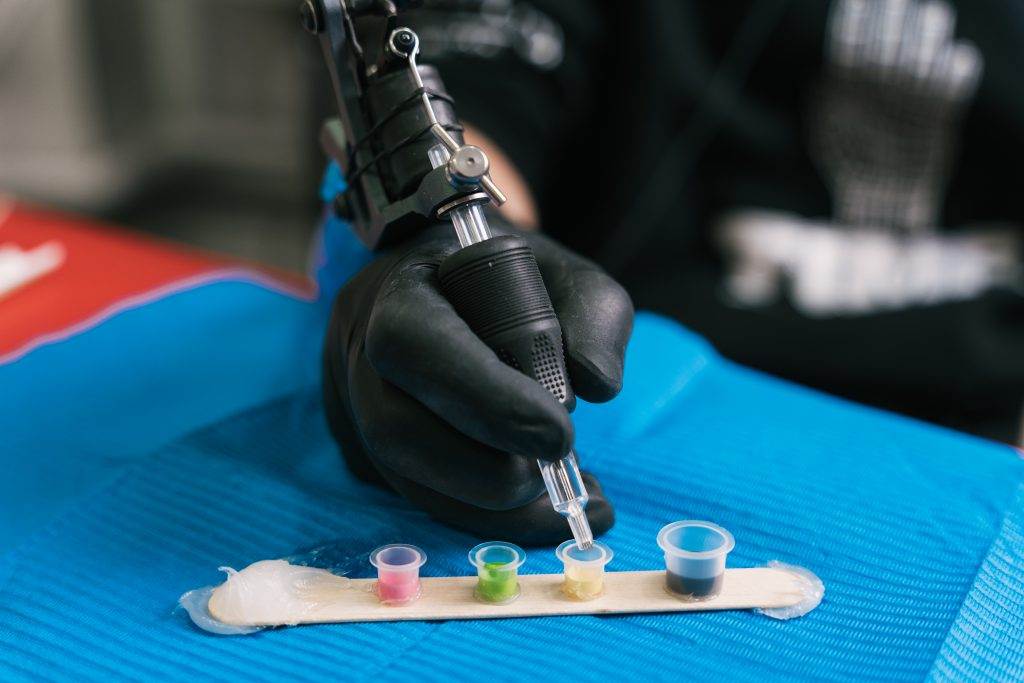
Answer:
210;568;809;626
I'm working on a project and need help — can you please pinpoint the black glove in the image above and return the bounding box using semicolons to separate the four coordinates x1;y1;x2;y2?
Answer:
322;222;634;545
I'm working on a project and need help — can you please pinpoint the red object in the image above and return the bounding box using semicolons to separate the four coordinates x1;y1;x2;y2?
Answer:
0;200;312;364
376;571;421;604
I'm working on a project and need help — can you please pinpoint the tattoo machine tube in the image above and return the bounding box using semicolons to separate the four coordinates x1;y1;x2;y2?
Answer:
431;143;594;549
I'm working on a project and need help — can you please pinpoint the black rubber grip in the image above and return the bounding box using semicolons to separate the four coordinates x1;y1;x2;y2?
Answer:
439;235;575;410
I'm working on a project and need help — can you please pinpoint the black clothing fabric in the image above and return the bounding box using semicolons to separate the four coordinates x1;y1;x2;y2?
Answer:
408;0;1024;443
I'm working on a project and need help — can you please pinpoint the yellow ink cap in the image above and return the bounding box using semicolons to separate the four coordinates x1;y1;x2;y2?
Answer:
556;540;613;601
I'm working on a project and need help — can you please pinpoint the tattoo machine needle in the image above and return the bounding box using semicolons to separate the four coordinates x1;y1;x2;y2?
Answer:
392;28;594;549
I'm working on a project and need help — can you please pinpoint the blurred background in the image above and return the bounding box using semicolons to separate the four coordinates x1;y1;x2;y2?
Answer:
3;0;1022;444
0;0;324;271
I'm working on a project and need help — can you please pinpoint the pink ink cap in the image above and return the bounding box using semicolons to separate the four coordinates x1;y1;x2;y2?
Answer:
369;544;427;605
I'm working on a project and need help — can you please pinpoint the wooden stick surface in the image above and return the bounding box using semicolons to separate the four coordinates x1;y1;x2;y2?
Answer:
210;568;809;626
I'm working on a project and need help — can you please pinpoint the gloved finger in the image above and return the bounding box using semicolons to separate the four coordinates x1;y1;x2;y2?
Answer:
375;465;615;546
322;334;392;490
530;234;634;403
350;351;548;510
364;251;574;461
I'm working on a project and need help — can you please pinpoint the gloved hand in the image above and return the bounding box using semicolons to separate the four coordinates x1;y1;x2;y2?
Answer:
322;221;634;545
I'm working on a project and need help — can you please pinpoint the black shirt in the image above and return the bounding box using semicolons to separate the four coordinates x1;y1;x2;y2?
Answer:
408;0;1024;442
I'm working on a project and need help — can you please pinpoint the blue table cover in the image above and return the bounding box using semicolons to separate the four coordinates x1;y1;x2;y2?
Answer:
1;215;1022;682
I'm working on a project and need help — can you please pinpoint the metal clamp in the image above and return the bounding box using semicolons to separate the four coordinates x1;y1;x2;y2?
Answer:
387;27;507;207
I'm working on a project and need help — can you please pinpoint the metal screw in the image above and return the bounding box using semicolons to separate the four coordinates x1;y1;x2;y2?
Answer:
388;28;418;57
448;146;490;184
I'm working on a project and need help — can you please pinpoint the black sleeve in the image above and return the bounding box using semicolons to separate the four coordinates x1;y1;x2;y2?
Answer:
406;1;604;199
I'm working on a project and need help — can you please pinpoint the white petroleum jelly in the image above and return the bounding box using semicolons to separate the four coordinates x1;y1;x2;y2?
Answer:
208;559;351;626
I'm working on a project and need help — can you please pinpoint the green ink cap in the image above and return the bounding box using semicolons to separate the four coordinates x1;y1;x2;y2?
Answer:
468;542;526;604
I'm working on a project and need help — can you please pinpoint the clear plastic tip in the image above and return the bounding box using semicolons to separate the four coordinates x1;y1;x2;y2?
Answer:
538;451;593;549
565;503;593;550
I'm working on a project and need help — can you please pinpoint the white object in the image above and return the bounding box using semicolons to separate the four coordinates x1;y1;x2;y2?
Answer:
0;241;65;299
205;560;352;627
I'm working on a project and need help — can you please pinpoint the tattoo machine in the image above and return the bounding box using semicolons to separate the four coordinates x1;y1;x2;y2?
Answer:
302;0;593;548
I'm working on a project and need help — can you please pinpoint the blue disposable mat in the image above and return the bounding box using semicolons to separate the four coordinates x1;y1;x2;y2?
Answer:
0;279;327;551
1;312;1022;681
